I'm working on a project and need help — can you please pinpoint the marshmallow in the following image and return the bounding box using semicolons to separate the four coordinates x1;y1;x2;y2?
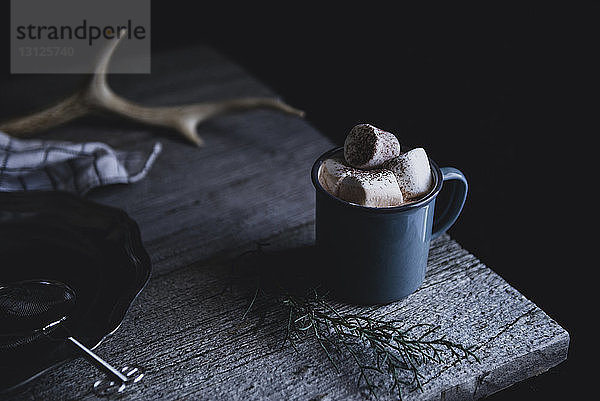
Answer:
344;124;400;169
382;148;433;200
318;156;355;196
337;169;404;207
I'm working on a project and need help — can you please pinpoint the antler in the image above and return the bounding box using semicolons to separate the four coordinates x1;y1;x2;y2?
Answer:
0;31;304;146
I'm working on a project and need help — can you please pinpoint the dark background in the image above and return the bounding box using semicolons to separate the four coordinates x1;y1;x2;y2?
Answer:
1;2;595;400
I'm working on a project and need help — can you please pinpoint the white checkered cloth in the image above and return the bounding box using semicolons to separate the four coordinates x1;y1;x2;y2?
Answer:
0;132;162;195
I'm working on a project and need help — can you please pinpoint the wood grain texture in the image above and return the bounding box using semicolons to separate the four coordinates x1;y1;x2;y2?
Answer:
0;45;569;400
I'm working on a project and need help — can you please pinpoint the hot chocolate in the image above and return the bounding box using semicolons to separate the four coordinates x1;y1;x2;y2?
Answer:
318;124;434;207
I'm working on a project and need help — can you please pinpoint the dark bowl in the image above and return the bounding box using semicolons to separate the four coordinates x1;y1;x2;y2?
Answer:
0;191;151;393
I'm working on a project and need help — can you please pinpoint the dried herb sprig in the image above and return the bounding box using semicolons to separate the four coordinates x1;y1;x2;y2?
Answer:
276;288;478;399
232;244;478;400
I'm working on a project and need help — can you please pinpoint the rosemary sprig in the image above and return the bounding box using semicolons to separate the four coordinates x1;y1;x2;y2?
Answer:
232;244;478;400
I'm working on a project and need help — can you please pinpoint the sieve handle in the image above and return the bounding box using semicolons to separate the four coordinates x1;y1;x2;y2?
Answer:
67;336;129;383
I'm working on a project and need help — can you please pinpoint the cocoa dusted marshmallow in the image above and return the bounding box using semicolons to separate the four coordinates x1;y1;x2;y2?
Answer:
383;148;433;200
337;169;404;208
318;156;355;196
343;124;400;169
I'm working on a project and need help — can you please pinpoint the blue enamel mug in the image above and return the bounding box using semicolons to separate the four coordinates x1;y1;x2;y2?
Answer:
311;147;468;304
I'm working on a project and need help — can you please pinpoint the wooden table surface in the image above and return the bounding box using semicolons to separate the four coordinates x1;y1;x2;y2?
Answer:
0;45;569;400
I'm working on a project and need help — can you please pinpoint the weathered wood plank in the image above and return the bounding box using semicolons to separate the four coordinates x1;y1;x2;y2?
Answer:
1;45;329;278
0;45;569;400
2;232;568;401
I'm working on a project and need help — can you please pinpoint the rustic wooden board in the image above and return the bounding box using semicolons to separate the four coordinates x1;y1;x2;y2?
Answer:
0;45;569;400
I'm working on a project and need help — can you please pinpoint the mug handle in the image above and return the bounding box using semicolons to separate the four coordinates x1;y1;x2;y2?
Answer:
431;167;468;240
